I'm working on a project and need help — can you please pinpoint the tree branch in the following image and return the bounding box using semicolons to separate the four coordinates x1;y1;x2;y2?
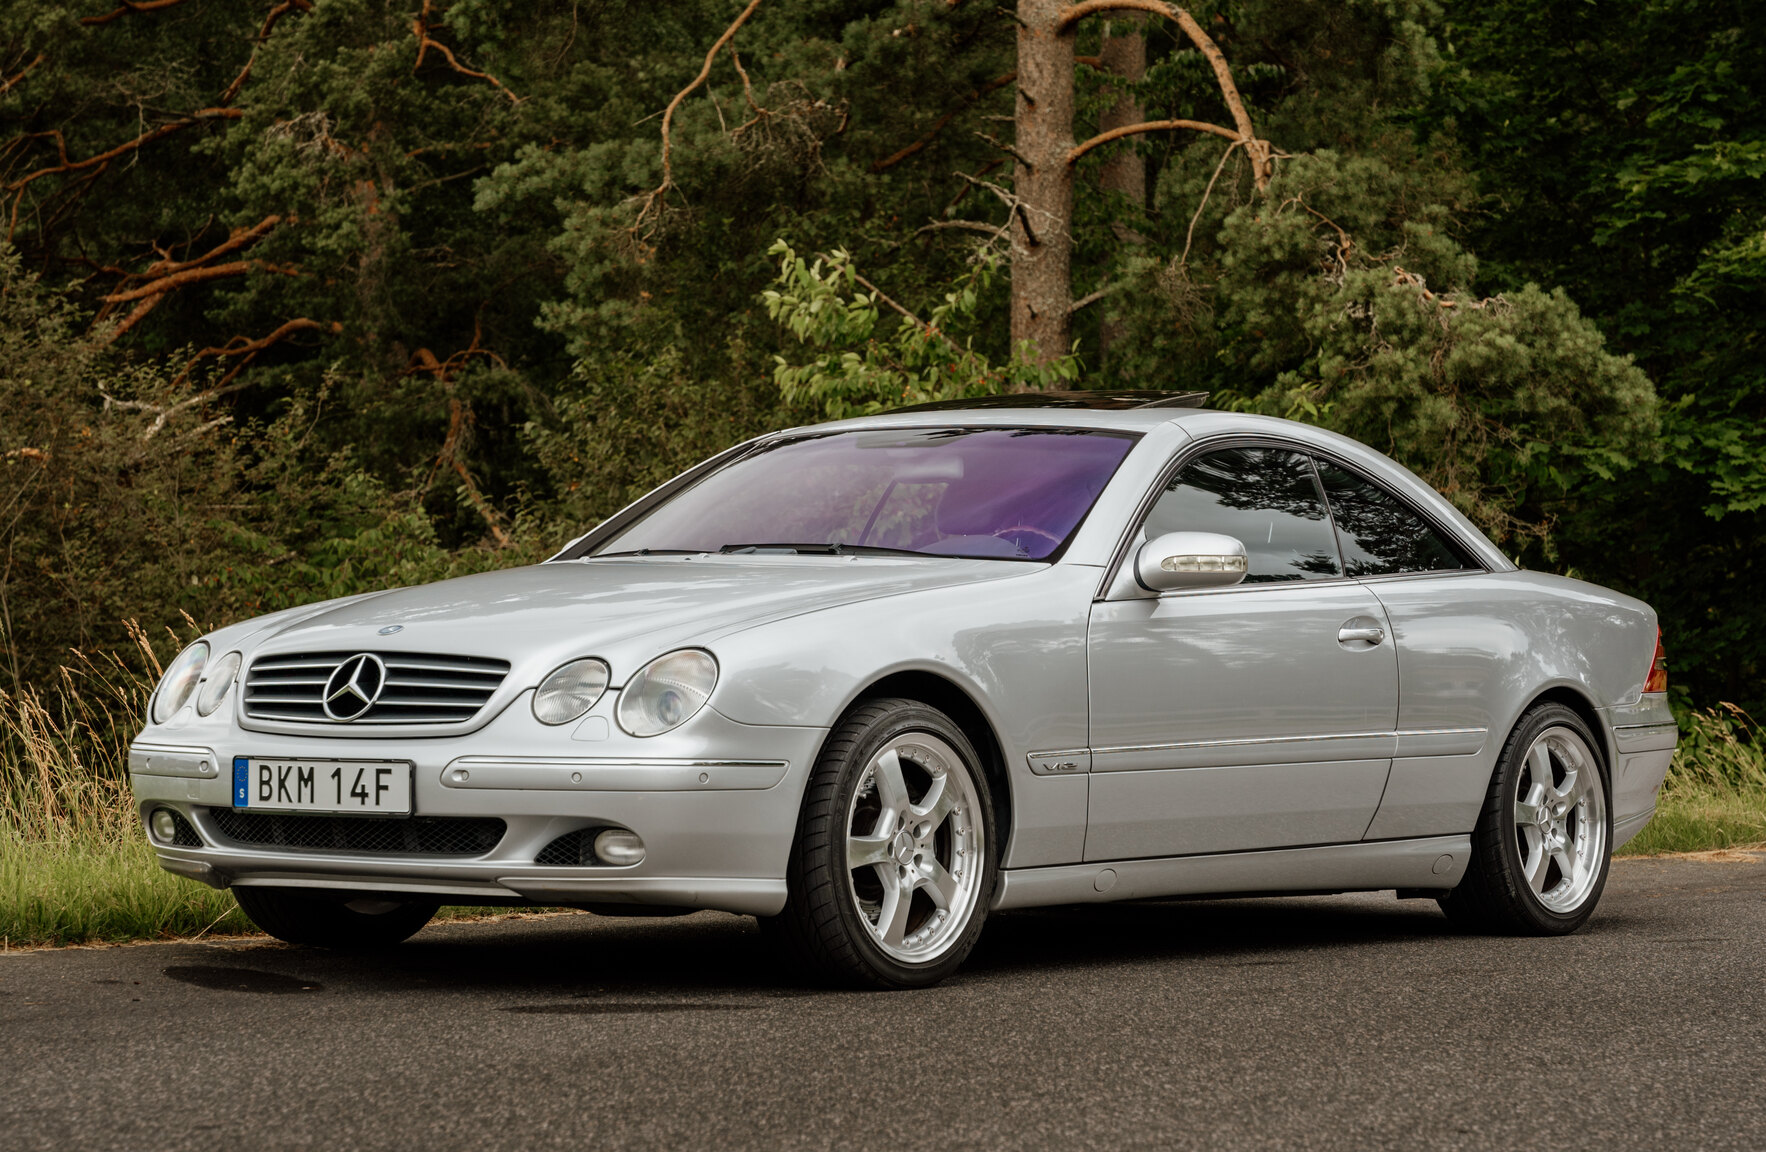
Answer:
4;109;242;242
102;259;296;305
1178;137;1239;268
412;0;520;103
79;0;188;26
1069;117;1238;164
221;0;313;106
634;0;765;228
973;130;1034;169
0;53;45;97
911;219;1009;240
102;318;330;438
1070;285;1112;313
1057;0;1272;188
869;71;1016;174
97;214;287;342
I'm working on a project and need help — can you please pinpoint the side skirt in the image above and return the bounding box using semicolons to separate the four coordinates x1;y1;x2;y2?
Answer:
991;834;1471;911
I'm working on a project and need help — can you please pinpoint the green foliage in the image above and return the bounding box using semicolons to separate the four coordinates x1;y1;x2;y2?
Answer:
529;342;791;528
0;0;1755;704
764;240;1078;419
1416;0;1766;702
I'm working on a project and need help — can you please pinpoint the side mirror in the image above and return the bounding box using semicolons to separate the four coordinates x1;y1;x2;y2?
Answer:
1136;531;1249;592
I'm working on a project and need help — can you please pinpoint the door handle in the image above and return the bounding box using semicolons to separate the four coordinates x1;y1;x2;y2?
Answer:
1337;623;1385;646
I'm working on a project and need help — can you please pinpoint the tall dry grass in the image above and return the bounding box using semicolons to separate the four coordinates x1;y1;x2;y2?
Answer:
1;623;253;946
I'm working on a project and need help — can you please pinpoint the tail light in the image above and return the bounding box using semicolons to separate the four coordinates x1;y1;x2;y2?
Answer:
1644;630;1669;694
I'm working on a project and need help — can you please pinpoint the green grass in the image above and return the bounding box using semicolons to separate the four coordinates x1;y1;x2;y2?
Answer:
1;834;254;949
1616;789;1766;856
1618;702;1766;857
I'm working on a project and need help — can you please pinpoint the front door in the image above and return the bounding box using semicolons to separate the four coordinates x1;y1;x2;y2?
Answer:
1085;446;1399;861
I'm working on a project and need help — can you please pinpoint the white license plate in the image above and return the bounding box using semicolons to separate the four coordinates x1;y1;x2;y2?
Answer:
232;757;412;816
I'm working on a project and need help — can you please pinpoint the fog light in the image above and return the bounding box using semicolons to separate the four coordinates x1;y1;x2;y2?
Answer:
593;828;645;866
150;808;178;844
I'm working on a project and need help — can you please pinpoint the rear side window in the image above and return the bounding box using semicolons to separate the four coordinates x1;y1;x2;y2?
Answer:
1315;461;1471;576
1145;448;1342;582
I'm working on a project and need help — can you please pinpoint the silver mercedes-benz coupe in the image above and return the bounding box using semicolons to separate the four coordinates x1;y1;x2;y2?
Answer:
129;391;1678;987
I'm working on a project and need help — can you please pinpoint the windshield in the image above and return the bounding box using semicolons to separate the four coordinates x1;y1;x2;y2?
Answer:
597;426;1139;561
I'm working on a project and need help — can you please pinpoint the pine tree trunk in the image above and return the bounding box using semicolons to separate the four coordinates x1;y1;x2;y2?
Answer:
1096;15;1146;370
1012;0;1075;371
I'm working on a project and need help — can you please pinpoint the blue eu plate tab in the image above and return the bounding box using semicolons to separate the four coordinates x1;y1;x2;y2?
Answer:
233;756;250;808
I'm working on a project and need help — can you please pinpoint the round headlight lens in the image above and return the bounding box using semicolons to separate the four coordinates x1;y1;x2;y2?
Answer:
616;649;717;737
151;642;209;724
195;651;242;717
533;658;611;726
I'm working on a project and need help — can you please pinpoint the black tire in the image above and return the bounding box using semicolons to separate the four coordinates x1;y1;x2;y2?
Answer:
761;698;998;989
233;886;439;948
1439;702;1612;935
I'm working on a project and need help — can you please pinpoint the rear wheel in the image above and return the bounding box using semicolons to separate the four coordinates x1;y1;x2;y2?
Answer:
233;886;439;948
763;698;996;989
1439;703;1611;934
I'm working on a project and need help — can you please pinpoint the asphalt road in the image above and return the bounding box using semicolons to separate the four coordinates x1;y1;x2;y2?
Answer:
3;854;1763;1152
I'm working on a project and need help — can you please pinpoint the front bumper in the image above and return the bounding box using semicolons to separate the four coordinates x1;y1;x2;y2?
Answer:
129;711;828;918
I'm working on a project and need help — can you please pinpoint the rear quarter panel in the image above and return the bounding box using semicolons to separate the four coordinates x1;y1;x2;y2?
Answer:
1365;570;1661;839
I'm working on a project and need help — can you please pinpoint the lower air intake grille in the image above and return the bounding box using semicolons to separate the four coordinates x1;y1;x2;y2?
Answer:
207;809;505;856
535;829;597;866
167;810;203;848
243;650;511;725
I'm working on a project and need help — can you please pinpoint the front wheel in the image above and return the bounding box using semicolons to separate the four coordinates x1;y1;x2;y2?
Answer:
233;886;439;948
763;698;996;989
1439;703;1611;934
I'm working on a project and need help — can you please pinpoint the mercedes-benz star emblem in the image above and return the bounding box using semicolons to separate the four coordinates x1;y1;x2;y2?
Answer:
322;653;387;721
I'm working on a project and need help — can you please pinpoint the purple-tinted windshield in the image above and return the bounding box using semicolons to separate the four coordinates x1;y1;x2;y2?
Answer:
598;427;1139;561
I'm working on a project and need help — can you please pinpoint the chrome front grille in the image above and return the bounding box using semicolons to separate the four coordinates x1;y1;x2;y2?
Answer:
243;650;511;724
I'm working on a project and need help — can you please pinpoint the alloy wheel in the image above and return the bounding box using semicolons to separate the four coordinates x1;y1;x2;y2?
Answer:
844;733;984;963
1511;725;1608;914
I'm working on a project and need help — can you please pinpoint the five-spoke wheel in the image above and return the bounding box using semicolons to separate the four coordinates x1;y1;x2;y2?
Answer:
844;733;984;963
1441;702;1612;934
764;698;996;988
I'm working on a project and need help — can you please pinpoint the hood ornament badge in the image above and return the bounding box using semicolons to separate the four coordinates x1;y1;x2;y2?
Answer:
323;654;387;721
378;625;403;635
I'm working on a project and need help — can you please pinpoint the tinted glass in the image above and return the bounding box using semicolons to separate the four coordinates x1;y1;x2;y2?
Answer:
598;427;1137;561
1316;462;1469;576
1145;448;1341;582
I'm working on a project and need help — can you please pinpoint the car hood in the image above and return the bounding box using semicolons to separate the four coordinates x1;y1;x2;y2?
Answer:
248;555;1035;683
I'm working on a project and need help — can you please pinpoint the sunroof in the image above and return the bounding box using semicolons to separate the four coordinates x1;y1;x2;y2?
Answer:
888;390;1209;413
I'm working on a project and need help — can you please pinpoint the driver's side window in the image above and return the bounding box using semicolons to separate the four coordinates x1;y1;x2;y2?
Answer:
1145;447;1342;583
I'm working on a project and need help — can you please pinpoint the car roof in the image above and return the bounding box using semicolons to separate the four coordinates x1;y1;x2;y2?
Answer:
780;400;1515;573
890;389;1210;413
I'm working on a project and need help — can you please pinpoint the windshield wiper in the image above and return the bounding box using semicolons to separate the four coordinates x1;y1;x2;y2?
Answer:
716;542;928;557
592;548;704;558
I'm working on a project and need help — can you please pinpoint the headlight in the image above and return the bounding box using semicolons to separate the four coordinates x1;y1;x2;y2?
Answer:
533;658;611;726
152;642;209;724
616;649;717;737
195;651;242;717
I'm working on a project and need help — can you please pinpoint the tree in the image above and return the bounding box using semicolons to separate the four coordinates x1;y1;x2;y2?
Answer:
1009;0;1270;364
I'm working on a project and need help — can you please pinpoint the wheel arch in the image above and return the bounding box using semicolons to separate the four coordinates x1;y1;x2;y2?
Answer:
845;670;1014;858
1519;683;1614;777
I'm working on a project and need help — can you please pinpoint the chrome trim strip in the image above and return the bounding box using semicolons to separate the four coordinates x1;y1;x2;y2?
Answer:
440;756;790;792
1613;723;1679;755
1059;727;1488;761
128;743;220;779
1091;729;1394;757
